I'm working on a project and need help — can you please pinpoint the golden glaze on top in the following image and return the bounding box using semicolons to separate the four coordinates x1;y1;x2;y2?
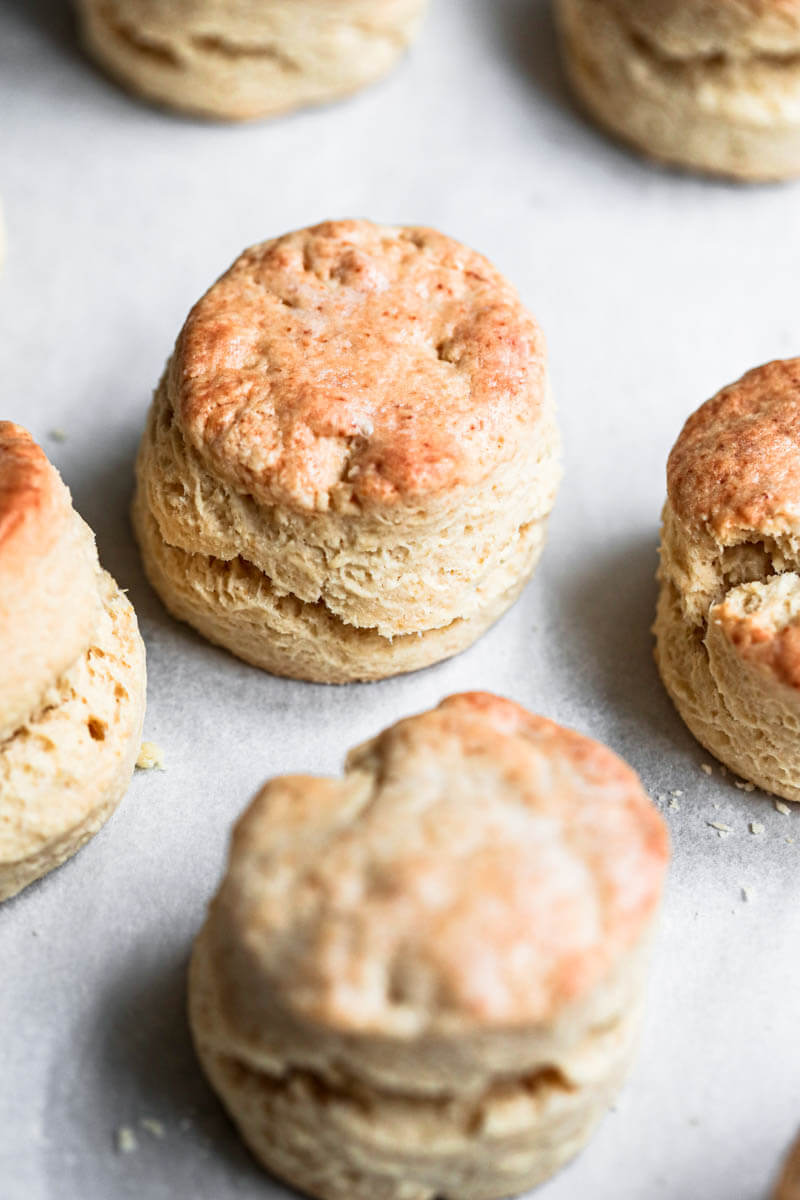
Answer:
668;359;800;541
172;220;548;511
210;693;669;1036
0;422;67;570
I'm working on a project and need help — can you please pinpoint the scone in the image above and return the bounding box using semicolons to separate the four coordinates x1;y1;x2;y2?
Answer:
554;0;800;180
776;1131;800;1200
189;692;669;1200
133;219;561;683
654;358;800;801
0;423;146;901
76;0;428;121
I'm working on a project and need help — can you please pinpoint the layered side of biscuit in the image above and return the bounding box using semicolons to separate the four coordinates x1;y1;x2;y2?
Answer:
555;0;800;179
655;358;800;801
0;423;146;900
77;0;428;120
189;693;669;1200
133;220;561;682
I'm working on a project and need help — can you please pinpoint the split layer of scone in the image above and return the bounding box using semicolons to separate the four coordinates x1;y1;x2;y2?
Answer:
133;219;562;683
655;358;800;801
189;692;669;1200
554;0;800;180
0;423;146;901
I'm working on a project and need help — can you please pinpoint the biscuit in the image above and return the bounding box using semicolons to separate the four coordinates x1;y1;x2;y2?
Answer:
0;424;146;901
75;0;428;120
554;0;800;180
655;358;800;801
189;692;669;1200
133;220;561;682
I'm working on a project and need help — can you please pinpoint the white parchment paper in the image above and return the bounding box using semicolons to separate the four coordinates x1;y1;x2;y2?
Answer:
2;2;800;1197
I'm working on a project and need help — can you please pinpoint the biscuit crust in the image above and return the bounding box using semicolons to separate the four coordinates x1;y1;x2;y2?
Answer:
656;359;800;799
555;0;800;179
76;0;427;120
0;423;101;742
189;694;668;1199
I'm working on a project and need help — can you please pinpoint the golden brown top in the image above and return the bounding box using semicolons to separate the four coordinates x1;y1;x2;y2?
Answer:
170;220;548;512
208;693;669;1039
0;422;67;571
667;359;800;542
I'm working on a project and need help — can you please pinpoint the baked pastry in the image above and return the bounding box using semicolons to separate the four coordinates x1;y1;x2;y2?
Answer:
76;0;428;121
776;1130;800;1200
0;423;146;901
554;0;800;180
655;358;800;801
189;691;669;1200
133;219;561;683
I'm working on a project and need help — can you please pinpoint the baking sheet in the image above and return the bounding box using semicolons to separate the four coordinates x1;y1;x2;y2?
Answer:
2;2;800;1197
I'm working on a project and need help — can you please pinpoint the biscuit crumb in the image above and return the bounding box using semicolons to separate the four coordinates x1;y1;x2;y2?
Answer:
668;798;680;811
700;764;712;776
734;780;755;792
116;1126;138;1154
707;821;731;833
741;886;753;902
774;800;792;816
48;428;67;443
670;789;683;797
136;741;165;770
657;793;667;803
749;822;765;835
140;1118;165;1139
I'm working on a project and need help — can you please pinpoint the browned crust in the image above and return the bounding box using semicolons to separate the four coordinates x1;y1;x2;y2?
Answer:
171;220;548;512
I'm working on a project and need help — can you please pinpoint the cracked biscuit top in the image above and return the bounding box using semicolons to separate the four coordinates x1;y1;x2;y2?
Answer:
170;220;548;512
611;0;800;57
208;693;669;1039
0;422;69;576
667;358;800;543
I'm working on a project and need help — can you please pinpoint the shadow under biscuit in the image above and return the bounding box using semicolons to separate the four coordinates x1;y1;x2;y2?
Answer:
552;531;699;774
3;0;82;62
42;946;279;1199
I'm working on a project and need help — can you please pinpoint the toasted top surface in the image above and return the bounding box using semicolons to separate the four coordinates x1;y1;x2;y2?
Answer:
209;693;668;1037
171;220;548;512
0;422;68;571
667;359;800;542
613;0;800;55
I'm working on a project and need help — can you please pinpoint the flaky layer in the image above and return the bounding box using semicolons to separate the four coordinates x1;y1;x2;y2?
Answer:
655;576;800;800
190;927;644;1200
78;0;427;120
132;490;544;682
135;376;560;638
0;424;101;741
556;0;800;179
0;570;146;901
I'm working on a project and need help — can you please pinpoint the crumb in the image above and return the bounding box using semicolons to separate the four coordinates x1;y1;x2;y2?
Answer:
707;821;732;833
116;1127;138;1154
670;789;683;797
136;741;165;770
774;800;792;816
140;1118;165;1139
700;764;712;776
713;802;721;809
741;886;753;902
668;798;680;811
48;428;67;443
787;837;795;845
657;793;667;803
750;822;765;835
